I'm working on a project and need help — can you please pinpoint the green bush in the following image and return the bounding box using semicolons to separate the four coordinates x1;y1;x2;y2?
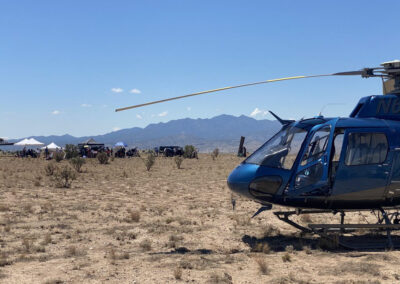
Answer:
69;157;85;173
183;145;197;159
54;151;64;162
54;166;76;188
97;152;109;164
64;144;79;159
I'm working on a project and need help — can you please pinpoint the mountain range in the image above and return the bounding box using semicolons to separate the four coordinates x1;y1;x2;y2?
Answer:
8;115;282;152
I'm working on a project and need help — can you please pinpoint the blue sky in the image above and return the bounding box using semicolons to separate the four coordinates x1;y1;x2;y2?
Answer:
1;1;399;138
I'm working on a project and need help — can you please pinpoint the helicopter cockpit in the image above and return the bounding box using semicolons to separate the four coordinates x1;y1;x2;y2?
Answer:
227;117;340;204
245;125;308;170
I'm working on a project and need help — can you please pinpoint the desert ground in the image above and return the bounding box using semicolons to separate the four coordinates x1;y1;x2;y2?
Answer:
0;153;399;284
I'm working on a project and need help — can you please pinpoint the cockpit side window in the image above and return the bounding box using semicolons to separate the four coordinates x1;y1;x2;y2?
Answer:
345;132;388;166
301;126;331;166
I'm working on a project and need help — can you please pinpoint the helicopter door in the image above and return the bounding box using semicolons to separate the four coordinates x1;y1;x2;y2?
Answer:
385;149;400;199
293;119;338;196
331;129;390;203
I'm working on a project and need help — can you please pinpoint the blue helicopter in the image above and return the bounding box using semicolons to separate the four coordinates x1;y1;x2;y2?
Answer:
116;60;400;248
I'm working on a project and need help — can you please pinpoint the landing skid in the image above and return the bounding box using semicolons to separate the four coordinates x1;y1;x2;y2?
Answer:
273;209;400;250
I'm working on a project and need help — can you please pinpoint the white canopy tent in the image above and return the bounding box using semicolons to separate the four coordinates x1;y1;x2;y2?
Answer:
41;142;62;150
15;138;44;146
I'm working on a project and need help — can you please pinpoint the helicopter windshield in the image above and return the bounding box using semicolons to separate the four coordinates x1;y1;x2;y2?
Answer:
245;126;307;170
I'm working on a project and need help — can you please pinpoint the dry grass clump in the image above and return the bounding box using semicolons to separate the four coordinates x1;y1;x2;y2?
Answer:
34;175;42;186
318;235;339;250
211;148;220;160
233;214;251;227
140;239;152;251
108;248;129;261
0;204;9;212
125;209;140;223
64;246;86;258
44;162;57;176
41;233;52;246
54;152;64;162
53;166;76;188
300;214;312;223
97;153;109;164
272;272;311;284
331;261;380;277
0;252;11;267
255;257;269;275
282;252;291;262
252;242;271;254
69;157;85;173
173;266;182;280
44;279;64;284
142;153;156;171
208;272;232;284
23;202;34;214
285;245;294;253
262;224;281;237
22;238;33;253
174;156;184;169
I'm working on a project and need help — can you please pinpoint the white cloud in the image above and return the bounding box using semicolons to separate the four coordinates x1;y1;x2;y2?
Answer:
158;111;168;117
187;107;191;111
112;127;121;131
111;87;123;93
51;110;60;115
130;88;141;94
250;107;268;117
81;104;92;108
136;114;143;119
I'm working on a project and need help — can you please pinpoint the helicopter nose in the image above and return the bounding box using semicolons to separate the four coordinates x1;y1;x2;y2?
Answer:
227;163;258;199
228;163;284;203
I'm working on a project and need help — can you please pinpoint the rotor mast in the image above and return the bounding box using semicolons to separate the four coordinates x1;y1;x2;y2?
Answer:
380;60;400;94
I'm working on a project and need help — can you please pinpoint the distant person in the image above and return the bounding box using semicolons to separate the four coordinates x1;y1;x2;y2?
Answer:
45;147;49;159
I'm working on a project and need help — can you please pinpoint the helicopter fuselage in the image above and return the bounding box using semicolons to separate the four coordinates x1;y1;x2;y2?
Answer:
227;94;400;210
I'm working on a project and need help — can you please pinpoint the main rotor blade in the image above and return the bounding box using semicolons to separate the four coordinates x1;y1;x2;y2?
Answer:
115;74;332;112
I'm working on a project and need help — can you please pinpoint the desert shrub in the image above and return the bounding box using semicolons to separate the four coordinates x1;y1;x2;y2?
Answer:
318;235;339;250
97;152;109;164
54;166;76;188
252;242;270;254
140;239;152;251
209;272;232;284
64;144;79;159
211;148;219;160
255;257;269;275
282;253;291;262
64;245;86;257
54;151;64;162
34;176;42;186
174;267;182;280
126;209;140;223
183;145;197;158
262;224;280;237
142;153;155;171
174;156;184;169
69;157;85;173
44;163;57;176
22;238;33;253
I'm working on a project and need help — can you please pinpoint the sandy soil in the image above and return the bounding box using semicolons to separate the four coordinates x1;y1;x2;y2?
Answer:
0;154;399;284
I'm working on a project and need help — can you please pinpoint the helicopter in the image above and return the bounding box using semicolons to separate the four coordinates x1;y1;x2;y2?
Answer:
116;60;400;249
